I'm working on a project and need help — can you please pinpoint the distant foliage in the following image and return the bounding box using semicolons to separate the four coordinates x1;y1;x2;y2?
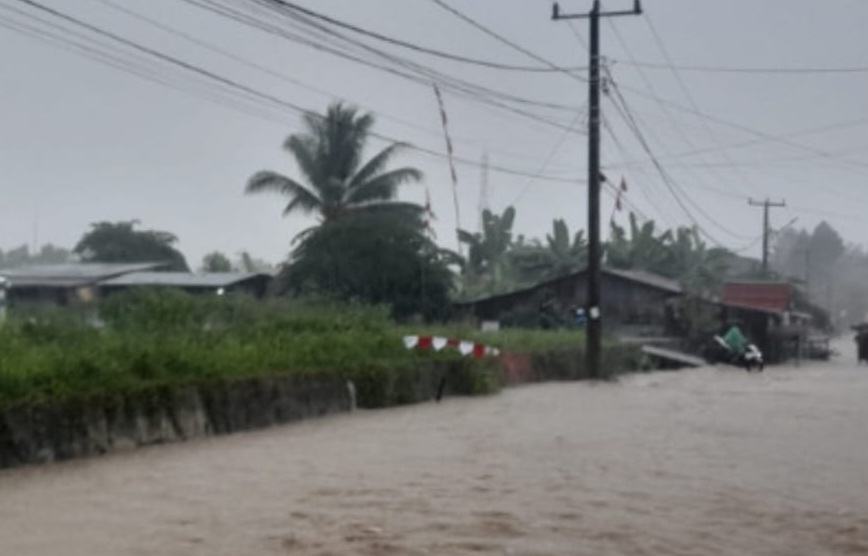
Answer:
74;220;189;271
770;220;858;327
0;244;74;269
201;251;233;273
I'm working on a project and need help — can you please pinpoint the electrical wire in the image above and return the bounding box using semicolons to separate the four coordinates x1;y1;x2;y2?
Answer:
617;80;868;173
639;15;758;199
615;59;868;75
602;116;678;228
5;0;586;184
180;0;588;136
91;0;577;171
605;75;745;246
254;0;584;73
426;0;585;82
510;108;586;206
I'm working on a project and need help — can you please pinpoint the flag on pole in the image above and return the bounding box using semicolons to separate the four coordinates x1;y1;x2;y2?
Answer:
610;176;628;225
615;177;628;212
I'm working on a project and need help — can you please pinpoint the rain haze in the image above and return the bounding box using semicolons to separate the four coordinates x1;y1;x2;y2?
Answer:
4;3;868;555
1;0;867;265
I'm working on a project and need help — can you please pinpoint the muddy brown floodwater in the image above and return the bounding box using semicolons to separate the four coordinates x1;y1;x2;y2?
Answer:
2;342;868;556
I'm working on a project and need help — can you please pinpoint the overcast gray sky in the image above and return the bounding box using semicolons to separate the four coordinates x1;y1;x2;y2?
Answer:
1;0;867;268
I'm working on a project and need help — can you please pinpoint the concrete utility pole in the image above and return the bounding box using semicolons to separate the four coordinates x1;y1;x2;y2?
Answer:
749;198;786;278
552;1;641;380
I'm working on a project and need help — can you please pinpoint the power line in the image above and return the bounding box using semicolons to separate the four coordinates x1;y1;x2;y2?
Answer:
0;4;295;123
249;0;584;73
608;20;757;205
616;78;868;172
90;0;577;171
605;74;745;246
6;0;585;185
641;15;761;199
427;0;585;82
602;116;678;228
602;57;753;238
511;108;586;206
607;114;868;168
183;0;588;135
615;59;868;75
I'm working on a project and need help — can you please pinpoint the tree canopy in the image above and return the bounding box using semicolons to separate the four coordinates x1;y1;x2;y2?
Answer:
74;221;188;271
245;102;424;237
248;103;448;319
0;244;73;268
285;211;453;320
201;251;233;273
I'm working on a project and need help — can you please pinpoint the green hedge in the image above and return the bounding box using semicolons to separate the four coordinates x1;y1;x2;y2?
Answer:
0;291;497;408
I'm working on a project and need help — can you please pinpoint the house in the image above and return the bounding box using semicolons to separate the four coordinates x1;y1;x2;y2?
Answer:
99;271;272;298
0;262;166;306
719;281;811;363
454;267;683;335
0;264;274;308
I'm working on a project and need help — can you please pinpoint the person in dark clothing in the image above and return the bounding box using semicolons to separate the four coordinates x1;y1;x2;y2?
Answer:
855;327;868;364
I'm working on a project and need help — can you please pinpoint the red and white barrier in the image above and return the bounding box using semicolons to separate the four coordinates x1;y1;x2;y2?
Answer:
402;335;500;359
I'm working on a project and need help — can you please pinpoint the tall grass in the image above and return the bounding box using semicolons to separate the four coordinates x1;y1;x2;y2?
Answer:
0;290;495;407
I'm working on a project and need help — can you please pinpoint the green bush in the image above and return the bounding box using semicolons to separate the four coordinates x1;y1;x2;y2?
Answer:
0;291;497;408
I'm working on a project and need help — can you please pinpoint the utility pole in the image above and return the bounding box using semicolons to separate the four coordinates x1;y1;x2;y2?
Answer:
748;198;786;278
552;1;641;380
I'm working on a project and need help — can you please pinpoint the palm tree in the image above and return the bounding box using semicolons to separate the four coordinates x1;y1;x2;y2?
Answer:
245;103;424;233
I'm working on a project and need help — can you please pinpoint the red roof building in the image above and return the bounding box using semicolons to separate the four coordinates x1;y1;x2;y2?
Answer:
722;282;793;313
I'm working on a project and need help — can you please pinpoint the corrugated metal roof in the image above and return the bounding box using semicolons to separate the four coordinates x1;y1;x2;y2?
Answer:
99;271;268;288
723;282;792;313
0;262;166;288
455;266;682;305
602;268;683;295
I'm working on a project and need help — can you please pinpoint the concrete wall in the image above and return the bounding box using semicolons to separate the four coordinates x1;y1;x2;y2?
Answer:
0;359;497;470
0;348;639;470
0;376;352;470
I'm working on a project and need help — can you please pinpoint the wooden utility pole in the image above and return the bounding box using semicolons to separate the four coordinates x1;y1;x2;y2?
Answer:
552;1;642;379
749;198;786;278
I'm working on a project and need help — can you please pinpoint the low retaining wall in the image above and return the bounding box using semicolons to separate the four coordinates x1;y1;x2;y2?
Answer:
0;376;351;469
0;346;637;470
498;344;643;385
0;359;496;470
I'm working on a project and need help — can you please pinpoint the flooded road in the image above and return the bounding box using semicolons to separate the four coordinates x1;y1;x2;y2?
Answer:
2;347;868;555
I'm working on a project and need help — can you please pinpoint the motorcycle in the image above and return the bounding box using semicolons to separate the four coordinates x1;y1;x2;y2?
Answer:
706;335;765;372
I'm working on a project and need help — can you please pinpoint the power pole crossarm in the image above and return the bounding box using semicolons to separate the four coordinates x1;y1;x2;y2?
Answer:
748;198;786;278
553;1;641;380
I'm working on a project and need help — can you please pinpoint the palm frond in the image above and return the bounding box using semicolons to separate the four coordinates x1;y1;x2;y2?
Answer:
348;142;411;191
246;171;322;217
345;167;423;204
283;136;323;193
349;201;426;224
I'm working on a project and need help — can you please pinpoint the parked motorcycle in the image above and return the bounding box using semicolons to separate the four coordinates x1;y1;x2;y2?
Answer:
706;335;764;372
